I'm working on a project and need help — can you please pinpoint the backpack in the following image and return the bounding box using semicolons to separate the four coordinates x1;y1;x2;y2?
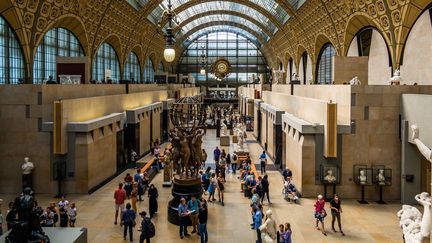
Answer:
147;220;156;238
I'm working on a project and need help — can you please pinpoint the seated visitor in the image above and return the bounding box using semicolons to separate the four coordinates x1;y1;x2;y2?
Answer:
284;177;299;201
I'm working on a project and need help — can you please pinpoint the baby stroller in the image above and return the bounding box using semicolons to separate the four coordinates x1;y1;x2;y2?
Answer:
282;180;300;203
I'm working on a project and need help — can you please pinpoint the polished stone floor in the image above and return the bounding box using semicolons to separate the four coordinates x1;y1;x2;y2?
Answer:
0;130;404;242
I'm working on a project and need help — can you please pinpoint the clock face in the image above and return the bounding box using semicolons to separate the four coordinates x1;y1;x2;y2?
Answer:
217;63;228;73
213;58;231;80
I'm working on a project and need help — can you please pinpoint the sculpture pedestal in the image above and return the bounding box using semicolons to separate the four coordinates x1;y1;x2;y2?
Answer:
167;175;203;225
162;164;173;187
234;144;249;156
220;135;230;146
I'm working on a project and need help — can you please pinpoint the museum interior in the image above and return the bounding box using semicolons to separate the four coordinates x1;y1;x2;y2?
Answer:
1;0;432;242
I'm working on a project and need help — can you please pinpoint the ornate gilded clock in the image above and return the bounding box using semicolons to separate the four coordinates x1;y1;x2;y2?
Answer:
212;58;231;80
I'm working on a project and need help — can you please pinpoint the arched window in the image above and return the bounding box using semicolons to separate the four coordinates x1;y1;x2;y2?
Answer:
92;43;120;83
288;58;293;82
0;16;25;84
157;62;164;72
124;52;141;83
300;52;308;84
316;44;336;84
144;57;154;83
33;27;84;84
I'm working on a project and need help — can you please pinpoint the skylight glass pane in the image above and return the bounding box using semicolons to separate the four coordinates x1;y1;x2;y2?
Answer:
174;2;278;35
180;15;269;41
127;0;150;10
183;25;261;47
148;0;289;25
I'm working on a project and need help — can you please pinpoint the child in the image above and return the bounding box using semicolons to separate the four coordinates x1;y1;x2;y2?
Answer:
69;203;77;227
276;224;285;243
59;207;69;227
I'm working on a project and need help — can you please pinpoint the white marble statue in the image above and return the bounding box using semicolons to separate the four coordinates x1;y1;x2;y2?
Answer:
349;76;361;85
237;129;245;149
324;169;336;183
398;192;431;243
389;69;403;85
22;157;34;175
259;209;277;243
359;170;367;185
377;169;386;185
411;124;432;162
220;122;228;136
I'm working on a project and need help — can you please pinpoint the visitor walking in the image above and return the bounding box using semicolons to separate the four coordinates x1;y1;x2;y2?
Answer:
260;174;271;204
69;202;77;227
131;149;138;169
254;204;263;243
124;173;134;199
41;207;55;227
314;194;327;236
134;169;144;201
217;172;225;206
58;195;70;210
207;173;217;202
121;203;136;242
148;184;159;218
219;156;227;181
226;153;231;173
131;183;138;213
284;223;292;243
202;149;207;168
213;147;221;163
59;207;68;227
187;196;200;234
277;224;285;243
259;151;267;174
232;153;238;174
198;197;208;243
114;183;127;225
330;194;344;236
178;198;191;239
204;167;211;191
138;211;155;243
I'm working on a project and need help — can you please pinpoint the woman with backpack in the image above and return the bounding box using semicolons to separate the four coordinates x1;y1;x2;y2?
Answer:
139;211;155;243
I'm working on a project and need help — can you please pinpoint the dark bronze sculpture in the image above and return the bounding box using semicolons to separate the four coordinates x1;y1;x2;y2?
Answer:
6;187;50;243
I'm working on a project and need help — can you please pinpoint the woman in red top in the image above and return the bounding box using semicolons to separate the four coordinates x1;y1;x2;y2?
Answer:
314;194;327;235
124;173;133;199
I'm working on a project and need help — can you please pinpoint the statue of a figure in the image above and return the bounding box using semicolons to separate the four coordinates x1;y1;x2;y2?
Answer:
349;76;361;85
377;169;386;185
324;169;336;183
259;209;277;243
191;129;205;175
169;129;181;175
398;192;431;243
179;132;191;178
389;69;403;85
22;157;34;189
6;187;50;243
220;122;228;136
411;125;432;162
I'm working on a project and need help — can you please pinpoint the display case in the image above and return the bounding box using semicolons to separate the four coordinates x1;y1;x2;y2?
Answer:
353;165;372;186
373;166;392;186
320;164;339;184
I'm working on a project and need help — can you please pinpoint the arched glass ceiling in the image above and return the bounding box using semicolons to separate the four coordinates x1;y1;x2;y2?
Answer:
183;25;261;47
148;0;290;25
179;15;269;41
171;2;278;35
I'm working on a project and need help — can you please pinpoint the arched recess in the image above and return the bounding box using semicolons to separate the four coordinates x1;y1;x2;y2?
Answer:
0;2;31;77
92;34;123;81
92;42;121;83
314;33;338;64
124;51;142;83
315;43;336;84
400;7;432;85
296;45;312;85
0;14;26;84
157;61;164;72
342;13;389;57
347;27;392;85
33;14;90;57
284;51;296;83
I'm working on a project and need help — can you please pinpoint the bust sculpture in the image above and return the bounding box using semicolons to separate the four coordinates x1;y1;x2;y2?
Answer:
389;69;403;85
377;169;386;185
324;169;336;183
359;170;367;185
21;157;34;189
349;76;361;85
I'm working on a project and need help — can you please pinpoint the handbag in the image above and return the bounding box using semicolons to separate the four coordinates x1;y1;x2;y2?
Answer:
321;209;327;218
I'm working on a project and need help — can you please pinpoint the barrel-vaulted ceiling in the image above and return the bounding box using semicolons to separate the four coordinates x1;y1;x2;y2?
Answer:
128;0;307;51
